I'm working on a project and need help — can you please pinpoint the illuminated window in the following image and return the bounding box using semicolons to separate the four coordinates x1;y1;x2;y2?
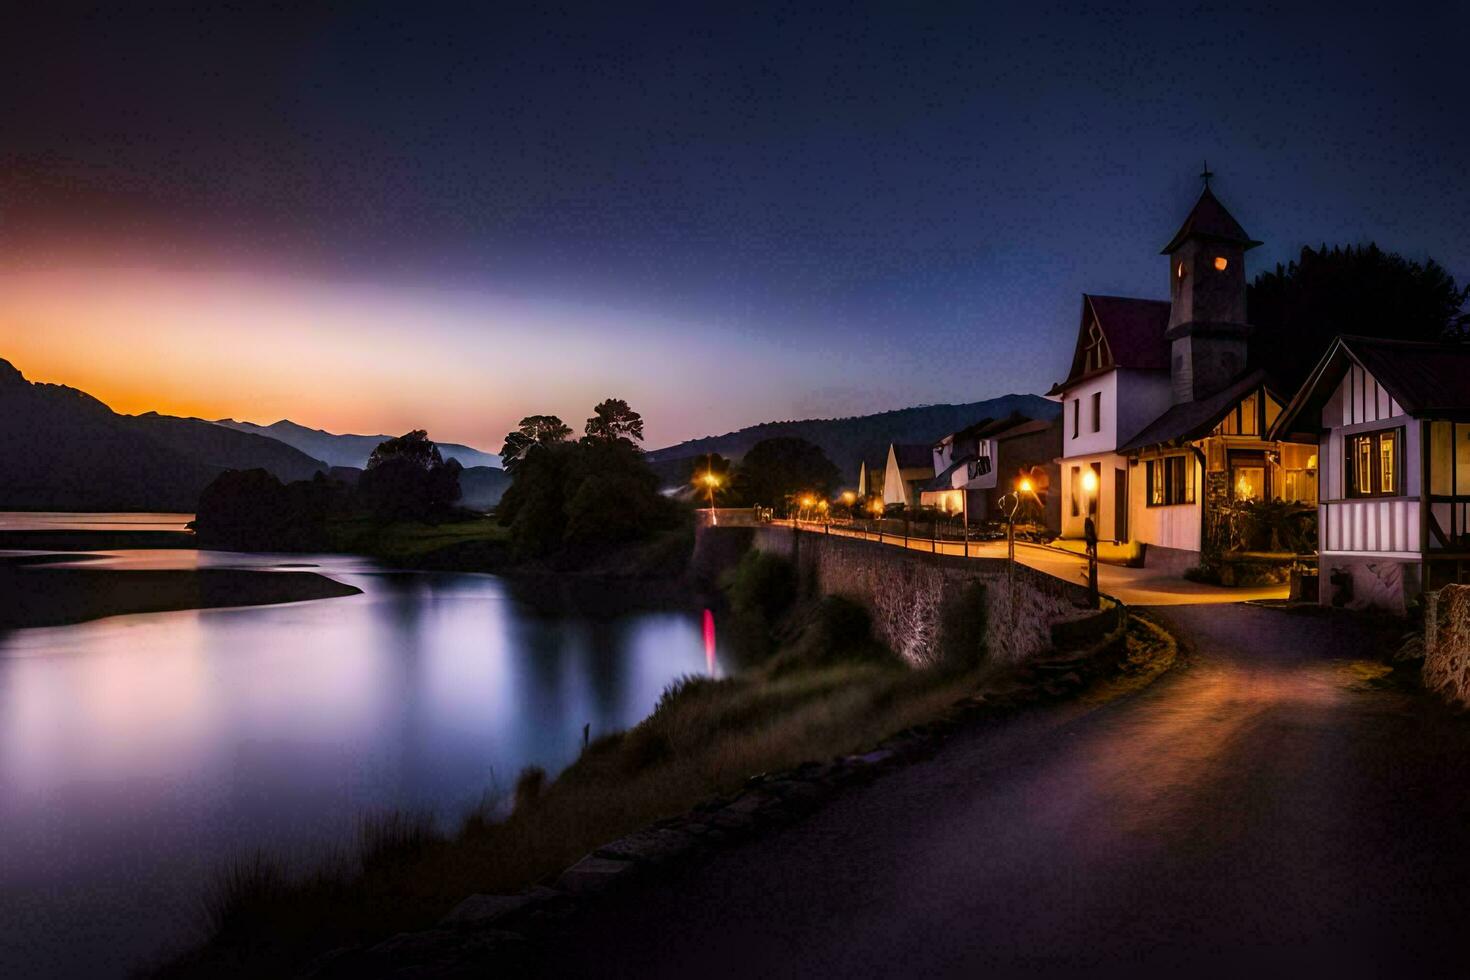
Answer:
1233;466;1264;502
1146;456;1193;506
1214;256;1229;271
1346;428;1402;498
1176;261;1186;280
1217;391;1260;436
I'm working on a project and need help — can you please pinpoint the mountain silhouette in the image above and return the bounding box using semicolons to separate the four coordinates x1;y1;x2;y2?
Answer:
0;358;329;511
646;393;1060;486
214;418;500;470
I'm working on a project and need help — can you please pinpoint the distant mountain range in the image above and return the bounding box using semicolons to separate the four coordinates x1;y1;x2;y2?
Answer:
646;393;1060;486
214;418;500;470
0;358;330;511
0;357;507;513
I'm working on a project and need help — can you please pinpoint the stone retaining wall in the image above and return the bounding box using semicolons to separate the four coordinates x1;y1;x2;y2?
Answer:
1424;584;1470;706
698;525;1094;666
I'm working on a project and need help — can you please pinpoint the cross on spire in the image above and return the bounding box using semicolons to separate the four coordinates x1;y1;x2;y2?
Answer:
1200;161;1214;189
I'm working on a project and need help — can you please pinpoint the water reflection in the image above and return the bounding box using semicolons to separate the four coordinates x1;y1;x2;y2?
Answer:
0;550;725;978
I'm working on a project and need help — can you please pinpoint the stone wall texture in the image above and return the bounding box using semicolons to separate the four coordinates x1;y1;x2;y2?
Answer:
1424;584;1470;707
705;525;1093;666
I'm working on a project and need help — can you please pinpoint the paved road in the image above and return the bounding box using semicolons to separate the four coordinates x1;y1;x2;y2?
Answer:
781;522;1288;605
537;606;1470;978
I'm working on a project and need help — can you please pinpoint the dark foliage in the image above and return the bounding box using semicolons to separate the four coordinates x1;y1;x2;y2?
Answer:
1248;244;1470;393
358;430;463;521
496;406;675;558
194;469;344;550
499;415;573;474
938;580;989;670
774;596;893;672
731;437;840;512
583;397;645;447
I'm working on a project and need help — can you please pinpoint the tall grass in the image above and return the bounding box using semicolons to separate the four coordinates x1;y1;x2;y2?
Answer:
165;590;1008;976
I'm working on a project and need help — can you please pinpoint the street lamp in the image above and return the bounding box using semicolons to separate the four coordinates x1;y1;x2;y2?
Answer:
1080;468;1100;607
699;469;721;525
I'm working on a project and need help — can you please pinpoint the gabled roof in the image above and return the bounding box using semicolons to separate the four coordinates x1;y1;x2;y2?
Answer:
1049;294;1171;394
1273;336;1470;437
1160;186;1262;254
994;417;1055;441
922;455;977;491
938;416;994;447
889;443;933;471
1118;369;1271;453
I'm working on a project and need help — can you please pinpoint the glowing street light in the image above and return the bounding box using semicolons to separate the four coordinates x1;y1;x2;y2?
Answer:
1079;467;1100;607
696;455;723;525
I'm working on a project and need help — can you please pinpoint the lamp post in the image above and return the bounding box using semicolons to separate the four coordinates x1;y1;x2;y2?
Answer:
700;466;721;526
1080;467;1100;608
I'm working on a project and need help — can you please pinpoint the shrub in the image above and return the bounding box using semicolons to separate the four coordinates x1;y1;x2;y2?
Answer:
938;580;989;670
775;596;893;671
724;550;797;622
512;767;546;813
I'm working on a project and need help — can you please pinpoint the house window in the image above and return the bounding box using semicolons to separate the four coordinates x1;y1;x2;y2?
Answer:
1070;465;1081;516
1072;399;1080;439
1345;428;1402;498
1233;466;1265;502
1090;392;1101;433
1146;456;1194;507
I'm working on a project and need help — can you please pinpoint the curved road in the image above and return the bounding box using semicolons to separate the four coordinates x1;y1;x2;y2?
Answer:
536;605;1470;978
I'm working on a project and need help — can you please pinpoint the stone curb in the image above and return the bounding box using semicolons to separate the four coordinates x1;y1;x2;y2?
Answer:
304;615;1147;977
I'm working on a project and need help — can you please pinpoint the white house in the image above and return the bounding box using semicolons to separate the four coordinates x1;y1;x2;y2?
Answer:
1273;336;1470;611
1050;180;1318;568
1047;295;1174;541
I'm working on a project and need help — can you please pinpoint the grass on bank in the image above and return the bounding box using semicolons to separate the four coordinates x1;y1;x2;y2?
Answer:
163;551;1165;977
165;615;996;974
324;514;507;563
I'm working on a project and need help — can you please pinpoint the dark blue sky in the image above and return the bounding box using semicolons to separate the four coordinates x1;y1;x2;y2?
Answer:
2;2;1466;446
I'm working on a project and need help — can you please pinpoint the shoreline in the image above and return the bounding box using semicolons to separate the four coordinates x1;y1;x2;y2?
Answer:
0;564;363;629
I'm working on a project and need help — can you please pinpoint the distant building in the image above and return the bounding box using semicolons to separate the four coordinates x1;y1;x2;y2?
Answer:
1273;336;1470;611
918;413;1062;532
856;455;886;501
882;443;933;508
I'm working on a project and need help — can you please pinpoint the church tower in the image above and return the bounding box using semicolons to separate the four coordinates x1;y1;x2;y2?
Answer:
1161;171;1261;403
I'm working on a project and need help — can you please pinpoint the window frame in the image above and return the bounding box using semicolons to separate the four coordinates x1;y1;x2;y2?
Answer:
1090;392;1101;434
1145;455;1195;508
1344;426;1404;499
1072;398;1080;439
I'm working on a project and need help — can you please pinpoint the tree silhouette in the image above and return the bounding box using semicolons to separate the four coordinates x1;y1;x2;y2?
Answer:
360;430;462;520
733;437;839;513
584;398;645;447
499;415;573;474
1248;244;1470;392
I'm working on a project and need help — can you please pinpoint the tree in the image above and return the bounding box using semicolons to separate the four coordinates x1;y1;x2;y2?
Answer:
1248;244;1470;393
359;430;462;520
732;437;839;513
583;398;644;447
499;415;573;474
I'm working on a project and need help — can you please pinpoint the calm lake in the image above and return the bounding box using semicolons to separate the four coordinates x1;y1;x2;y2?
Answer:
0;515;725;978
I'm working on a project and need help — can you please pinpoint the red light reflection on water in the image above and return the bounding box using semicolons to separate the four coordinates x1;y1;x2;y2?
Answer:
702;608;718;677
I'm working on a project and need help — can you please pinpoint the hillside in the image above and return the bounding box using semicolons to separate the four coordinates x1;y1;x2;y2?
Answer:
215;418;500;470
125;413;330;483
0;358;335;511
0;359;221;511
646;393;1059;486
